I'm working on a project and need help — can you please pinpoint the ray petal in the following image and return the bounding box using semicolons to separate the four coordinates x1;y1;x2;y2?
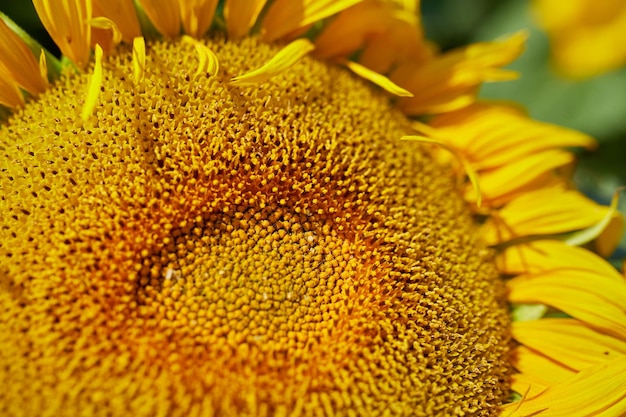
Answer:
429;102;596;170
504;355;626;417
512;346;576;386
566;188;625;257
179;0;219;38
497;239;624;278
345;61;413;97
468;149;573;205
225;0;268;39
314;2;389;60
90;16;123;53
182;36;219;77
358;10;425;74
0;67;24;108
230;38;314;86
132;37;146;83
32;0;92;68
482;188;610;244
93;0;142;42
0;14;48;95
511;373;548;400
81;44;104;121
508;271;626;340
261;0;363;42
513;319;626;370
136;0;180;37
395;32;527;115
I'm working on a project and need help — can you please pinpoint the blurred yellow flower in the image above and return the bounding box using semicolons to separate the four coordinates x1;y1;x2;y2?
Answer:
533;0;626;78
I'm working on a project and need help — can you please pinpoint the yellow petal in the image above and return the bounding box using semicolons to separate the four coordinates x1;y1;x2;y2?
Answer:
39;50;48;82
32;0;92;68
225;0;268;39
508;270;626;340
0;66;24;108
379;0;419;13
136;0;180;38
358;10;425;74
90;16;123;53
315;0;427;74
476;177;565;211
132;37;146;83
513;346;576;386
513;319;626;371
464;31;528;66
345;61;413;97
261;0;363;42
81;44;104;121
467;149;573;205
179;0;219;38
481;188;610;245
93;0;142;42
395;31;527;115
314;2;389;60
230;38;315;86
497;239;624;278
596;213;625;258
504;354;626;417
0;13;48;95
429;102;596;170
181;36;219;77
566;188;625;257
511;373;548;400
403;89;479;115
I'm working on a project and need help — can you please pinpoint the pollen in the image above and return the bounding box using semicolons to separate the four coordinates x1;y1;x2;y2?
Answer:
0;37;510;416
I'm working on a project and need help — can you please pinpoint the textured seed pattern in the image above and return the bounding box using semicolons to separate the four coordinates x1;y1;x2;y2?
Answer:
0;37;510;416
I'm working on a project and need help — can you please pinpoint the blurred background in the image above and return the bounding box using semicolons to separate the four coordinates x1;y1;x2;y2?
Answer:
2;0;625;258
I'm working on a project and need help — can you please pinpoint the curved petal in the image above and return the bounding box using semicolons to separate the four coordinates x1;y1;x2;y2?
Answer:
482;188;610;245
467;149;573;205
344;60;412;97
497;239;624;278
225;0;268;39
508;271;626;340
179;0;219;38
394;32;526;115
261;0;362;42
504;354;626;417
136;0;180;37
511;373;548;399
513;319;626;370
0;66;24;108
430;102;596;171
512;346;576;386
314;1;389;60
230;38;315;86
358;10;424;74
0;15;48;95
32;0;92;68
93;0;141;42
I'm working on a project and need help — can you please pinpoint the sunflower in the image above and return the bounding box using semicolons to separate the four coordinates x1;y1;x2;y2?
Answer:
0;1;625;416
532;0;626;79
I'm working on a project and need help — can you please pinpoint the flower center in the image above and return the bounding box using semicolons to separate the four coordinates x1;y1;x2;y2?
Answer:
138;206;373;353
1;37;510;415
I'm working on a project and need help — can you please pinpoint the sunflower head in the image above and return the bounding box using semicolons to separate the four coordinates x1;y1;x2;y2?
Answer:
1;1;625;416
